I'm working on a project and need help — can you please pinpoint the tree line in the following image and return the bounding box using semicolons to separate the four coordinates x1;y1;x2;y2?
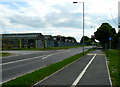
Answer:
94;23;120;49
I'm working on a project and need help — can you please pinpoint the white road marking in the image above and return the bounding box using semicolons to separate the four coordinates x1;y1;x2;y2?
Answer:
41;51;69;60
71;54;96;87
1;66;46;84
42;53;58;59
0;50;71;66
1;50;72;84
0;55;44;66
33;52;83;86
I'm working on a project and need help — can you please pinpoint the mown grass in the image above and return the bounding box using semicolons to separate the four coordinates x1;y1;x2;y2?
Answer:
0;52;11;57
2;48;96;87
105;49;120;86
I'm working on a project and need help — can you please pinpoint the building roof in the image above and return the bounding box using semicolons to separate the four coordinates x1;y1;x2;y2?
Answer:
2;33;45;40
43;35;54;41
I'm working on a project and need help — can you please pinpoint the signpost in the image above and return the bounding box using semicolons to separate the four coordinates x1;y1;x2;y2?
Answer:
109;37;112;49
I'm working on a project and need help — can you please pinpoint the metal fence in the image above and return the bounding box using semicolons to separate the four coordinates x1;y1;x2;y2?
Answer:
2;38;82;50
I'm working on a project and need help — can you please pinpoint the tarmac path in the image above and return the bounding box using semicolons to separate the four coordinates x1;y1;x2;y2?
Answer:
33;48;111;87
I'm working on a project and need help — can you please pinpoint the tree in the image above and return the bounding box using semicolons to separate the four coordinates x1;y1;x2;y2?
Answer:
80;36;90;43
94;23;116;48
67;36;77;43
112;32;120;49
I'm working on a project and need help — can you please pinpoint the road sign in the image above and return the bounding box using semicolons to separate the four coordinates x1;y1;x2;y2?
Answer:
109;37;112;41
109;37;112;49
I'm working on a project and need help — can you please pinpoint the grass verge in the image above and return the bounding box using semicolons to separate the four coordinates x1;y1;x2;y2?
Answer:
104;49;120;86
2;48;96;87
0;52;11;57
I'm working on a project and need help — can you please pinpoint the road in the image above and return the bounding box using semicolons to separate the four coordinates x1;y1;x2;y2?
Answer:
33;48;112;86
1;46;92;83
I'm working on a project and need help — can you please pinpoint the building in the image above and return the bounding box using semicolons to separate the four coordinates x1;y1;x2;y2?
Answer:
53;35;77;47
53;35;65;47
43;35;54;47
2;33;45;49
2;33;79;50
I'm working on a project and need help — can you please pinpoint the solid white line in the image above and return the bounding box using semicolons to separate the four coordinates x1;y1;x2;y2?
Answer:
2;50;73;84
41;51;69;60
33;53;84;86
0;55;44;66
71;54;96;87
1;66;46;84
0;50;71;66
42;53;60;59
105;56;112;86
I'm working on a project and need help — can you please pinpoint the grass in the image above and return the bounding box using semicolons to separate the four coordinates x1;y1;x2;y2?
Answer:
0;52;11;57
3;45;91;51
105;49;120;86
2;48;96;87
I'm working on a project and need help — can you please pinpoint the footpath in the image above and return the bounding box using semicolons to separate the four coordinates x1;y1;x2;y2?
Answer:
33;49;112;87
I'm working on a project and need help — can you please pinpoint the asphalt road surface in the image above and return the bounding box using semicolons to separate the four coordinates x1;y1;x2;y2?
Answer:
1;46;93;83
33;48;112;86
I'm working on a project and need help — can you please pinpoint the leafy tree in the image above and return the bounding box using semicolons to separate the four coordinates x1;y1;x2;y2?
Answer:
112;32;120;49
80;36;90;43
67;36;77;43
94;23;116;48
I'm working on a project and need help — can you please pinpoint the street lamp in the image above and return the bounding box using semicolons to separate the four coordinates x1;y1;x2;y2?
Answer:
73;1;85;54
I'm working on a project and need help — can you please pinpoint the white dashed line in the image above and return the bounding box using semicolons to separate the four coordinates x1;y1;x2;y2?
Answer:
0;50;71;66
0;55;44;66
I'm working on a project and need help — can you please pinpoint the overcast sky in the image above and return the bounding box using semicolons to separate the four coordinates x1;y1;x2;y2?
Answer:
0;0;119;42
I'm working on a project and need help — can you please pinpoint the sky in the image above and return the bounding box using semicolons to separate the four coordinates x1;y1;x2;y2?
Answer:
0;0;119;42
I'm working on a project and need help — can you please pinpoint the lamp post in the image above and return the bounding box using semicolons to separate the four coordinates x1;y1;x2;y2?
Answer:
73;1;84;54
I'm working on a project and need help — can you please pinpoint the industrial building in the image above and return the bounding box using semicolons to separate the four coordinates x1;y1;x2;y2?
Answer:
2;33;78;50
2;33;45;49
53;35;77;47
43;35;54;47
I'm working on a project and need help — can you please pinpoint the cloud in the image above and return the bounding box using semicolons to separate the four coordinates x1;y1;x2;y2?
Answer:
0;0;119;42
8;15;46;28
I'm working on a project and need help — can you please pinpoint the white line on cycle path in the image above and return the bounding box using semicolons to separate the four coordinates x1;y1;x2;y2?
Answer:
71;54;96;87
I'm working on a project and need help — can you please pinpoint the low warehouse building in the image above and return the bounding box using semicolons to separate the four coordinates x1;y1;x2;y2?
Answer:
2;33;45;49
2;33;79;50
43;35;54;47
53;35;77;47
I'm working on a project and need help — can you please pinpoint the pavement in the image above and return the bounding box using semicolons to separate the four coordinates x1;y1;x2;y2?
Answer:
1;46;93;83
33;48;112;86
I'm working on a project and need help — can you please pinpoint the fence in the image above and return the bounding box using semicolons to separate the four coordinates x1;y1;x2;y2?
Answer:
2;38;81;50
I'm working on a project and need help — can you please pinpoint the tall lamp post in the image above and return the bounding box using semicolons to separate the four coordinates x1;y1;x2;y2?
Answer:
73;1;84;54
